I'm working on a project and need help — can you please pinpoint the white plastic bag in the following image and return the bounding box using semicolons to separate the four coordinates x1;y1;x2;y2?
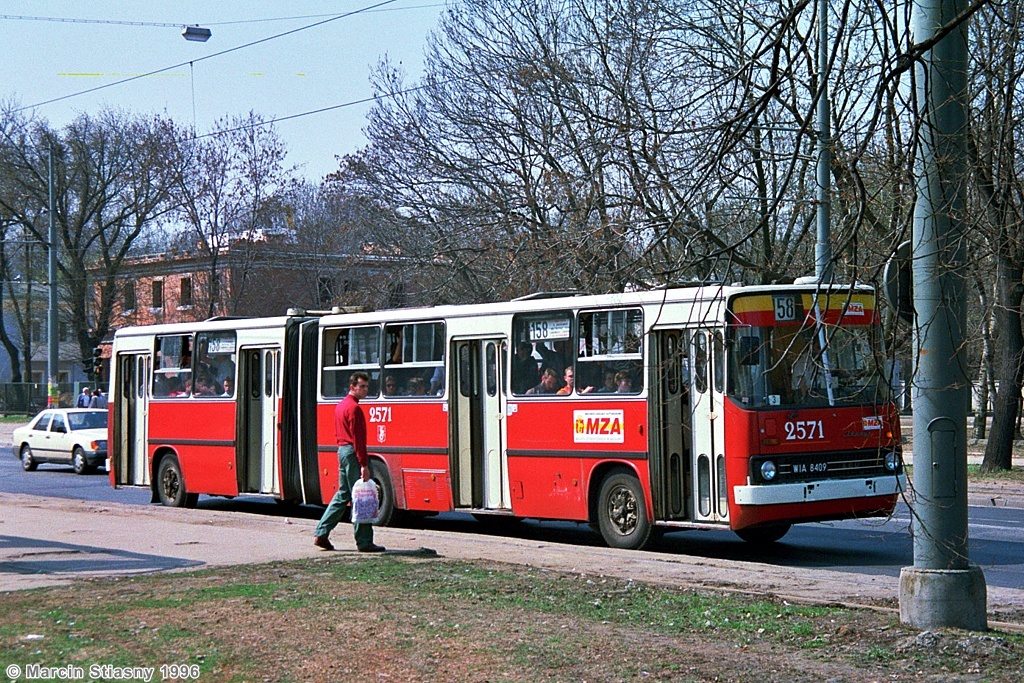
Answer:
351;478;379;524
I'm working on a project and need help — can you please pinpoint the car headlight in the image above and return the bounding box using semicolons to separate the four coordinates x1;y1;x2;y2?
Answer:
759;460;777;482
90;440;107;451
884;451;899;472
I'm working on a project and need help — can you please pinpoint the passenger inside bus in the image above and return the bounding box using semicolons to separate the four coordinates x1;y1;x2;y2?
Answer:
614;371;633;393
383;374;399;396
596;369;617;393
526;367;560;394
556;367;592;395
406;377;426;396
511;342;539;394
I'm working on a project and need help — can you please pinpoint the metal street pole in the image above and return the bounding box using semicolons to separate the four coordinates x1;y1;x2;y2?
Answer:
815;0;832;283
47;141;59;404
899;0;987;631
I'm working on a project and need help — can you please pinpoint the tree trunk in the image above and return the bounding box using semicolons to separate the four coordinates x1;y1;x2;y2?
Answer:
981;257;1022;472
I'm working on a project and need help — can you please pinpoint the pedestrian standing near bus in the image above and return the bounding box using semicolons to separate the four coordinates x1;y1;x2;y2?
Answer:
76;386;91;408
313;371;386;553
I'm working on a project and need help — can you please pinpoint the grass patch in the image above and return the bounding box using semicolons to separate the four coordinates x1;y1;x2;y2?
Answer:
1;557;1019;682
967;463;1024;483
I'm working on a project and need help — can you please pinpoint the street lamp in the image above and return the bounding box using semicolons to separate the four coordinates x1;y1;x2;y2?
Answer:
182;25;212;42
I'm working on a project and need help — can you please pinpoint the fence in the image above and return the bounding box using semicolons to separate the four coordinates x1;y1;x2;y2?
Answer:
0;382;109;415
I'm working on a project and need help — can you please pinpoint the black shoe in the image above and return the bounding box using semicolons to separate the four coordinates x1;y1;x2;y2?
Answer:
313;536;334;551
357;543;386;553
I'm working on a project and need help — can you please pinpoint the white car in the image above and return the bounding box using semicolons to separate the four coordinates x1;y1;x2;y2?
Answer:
11;409;108;474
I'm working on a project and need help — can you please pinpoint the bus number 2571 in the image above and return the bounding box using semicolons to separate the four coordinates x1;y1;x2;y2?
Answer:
369;407;392;423
784;420;824;441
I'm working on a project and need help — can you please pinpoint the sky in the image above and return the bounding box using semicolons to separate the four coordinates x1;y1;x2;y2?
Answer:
0;1;447;181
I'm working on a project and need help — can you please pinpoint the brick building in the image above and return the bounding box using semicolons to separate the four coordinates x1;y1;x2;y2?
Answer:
102;234;414;329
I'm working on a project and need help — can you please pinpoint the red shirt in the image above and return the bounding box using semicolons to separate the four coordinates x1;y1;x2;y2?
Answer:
335;393;368;467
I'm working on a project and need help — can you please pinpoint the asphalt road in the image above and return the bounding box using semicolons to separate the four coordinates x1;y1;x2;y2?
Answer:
4;444;1023;592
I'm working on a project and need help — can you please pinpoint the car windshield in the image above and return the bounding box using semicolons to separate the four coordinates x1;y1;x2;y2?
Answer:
68;411;107;431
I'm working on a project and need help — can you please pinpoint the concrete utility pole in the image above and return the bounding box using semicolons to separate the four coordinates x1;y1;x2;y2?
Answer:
47;141;59;396
899;0;987;631
814;0;832;283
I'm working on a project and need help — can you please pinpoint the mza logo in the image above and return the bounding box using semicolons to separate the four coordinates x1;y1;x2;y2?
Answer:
573;410;625;443
377;425;387;443
843;302;865;316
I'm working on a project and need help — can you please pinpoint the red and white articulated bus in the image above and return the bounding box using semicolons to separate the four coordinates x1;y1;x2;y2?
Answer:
109;283;906;549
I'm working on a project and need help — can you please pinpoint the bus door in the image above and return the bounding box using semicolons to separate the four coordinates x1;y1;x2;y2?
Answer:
689;328;729;523
649;330;691;521
114;352;149;487
239;347;281;495
451;338;509;510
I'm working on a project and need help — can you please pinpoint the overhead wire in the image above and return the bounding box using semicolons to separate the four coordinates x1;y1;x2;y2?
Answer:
12;0;400;114
0;5;445;28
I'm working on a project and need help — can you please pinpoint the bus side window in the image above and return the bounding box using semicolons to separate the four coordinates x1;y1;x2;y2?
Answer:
154;334;192;398
577;308;643;395
381;321;445;397
322;326;381;398
511;312;573;395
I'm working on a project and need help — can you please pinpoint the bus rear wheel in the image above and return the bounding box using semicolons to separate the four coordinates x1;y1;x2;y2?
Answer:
370;459;398;526
734;523;791;545
156;456;198;508
596;472;653;550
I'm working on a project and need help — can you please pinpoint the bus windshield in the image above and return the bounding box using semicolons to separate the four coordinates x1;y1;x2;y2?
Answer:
728;294;890;408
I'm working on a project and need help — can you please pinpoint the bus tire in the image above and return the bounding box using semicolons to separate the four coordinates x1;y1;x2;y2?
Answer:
370;459;398;526
156;456;190;508
73;447;91;475
596;472;653;550
734;523;791;545
20;445;37;472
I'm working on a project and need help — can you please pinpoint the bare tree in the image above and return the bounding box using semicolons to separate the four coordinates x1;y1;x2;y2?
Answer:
0;107;176;377
167;113;294;318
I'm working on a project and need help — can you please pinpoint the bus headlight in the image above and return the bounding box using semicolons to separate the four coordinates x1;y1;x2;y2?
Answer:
759;460;777;482
884;451;899;472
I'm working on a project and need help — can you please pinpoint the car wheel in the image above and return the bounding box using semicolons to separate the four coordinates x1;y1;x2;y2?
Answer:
156;456;192;508
20;445;38;472
72;447;91;475
596;471;654;550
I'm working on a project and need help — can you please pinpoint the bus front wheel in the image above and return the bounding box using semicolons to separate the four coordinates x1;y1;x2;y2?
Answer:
156;456;198;508
596;472;654;550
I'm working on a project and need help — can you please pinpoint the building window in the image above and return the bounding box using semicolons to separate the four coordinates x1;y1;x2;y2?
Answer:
123;281;136;311
31;321;42;342
152;280;163;309
59;322;72;342
180;277;193;308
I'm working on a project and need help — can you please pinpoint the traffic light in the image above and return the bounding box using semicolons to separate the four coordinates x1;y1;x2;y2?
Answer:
92;346;103;379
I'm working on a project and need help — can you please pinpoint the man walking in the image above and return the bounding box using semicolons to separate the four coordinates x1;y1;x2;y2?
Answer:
313;371;385;553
